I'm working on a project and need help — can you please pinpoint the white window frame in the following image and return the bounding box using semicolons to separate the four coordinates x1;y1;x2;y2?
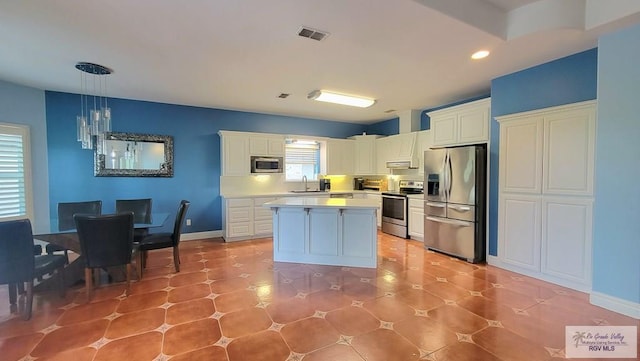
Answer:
0;122;33;221
285;138;323;182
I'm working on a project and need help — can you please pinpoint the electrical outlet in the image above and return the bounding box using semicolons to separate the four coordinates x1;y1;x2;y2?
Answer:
186;218;192;226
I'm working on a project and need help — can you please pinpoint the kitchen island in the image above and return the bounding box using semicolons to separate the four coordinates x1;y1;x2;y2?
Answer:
263;197;379;268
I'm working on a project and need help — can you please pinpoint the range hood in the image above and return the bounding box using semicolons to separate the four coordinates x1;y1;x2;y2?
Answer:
385;130;418;169
386;160;417;169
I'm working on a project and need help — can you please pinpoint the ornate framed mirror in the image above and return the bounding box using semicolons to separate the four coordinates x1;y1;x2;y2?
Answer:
94;132;174;177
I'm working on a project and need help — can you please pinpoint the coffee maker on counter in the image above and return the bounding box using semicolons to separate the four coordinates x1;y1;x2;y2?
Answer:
319;178;331;191
353;178;364;190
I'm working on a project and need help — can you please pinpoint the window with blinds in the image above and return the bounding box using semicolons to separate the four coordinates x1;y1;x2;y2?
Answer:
0;124;31;220
285;139;320;181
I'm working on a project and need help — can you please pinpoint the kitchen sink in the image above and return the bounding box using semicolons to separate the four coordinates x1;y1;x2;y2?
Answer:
289;190;325;193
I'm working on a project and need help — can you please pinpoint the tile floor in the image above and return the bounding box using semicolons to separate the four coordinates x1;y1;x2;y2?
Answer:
1;232;638;361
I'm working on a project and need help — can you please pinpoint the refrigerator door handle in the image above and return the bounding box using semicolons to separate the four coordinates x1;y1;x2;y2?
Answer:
425;216;473;227
447;151;453;198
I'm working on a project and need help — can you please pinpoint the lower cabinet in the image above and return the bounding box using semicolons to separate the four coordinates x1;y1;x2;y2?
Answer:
408;197;424;241
224;198;253;240
223;197;276;241
253;197;276;237
273;207;377;268
498;193;593;289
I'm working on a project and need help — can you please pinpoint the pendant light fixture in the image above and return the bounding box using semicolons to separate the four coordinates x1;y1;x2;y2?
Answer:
75;62;113;154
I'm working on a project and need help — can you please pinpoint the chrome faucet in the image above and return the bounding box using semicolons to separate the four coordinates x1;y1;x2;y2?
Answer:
302;175;308;191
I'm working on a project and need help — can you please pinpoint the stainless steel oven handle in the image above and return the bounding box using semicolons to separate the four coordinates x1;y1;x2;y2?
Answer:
382;195;406;200
425;216;473;227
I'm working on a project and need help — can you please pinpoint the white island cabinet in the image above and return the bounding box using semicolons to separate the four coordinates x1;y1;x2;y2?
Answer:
264;198;378;268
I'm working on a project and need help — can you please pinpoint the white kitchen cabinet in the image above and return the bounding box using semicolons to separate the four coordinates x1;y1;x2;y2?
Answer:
219;131;250;176
375;136;392;174
496;100;596;291
542;107;596;196
498;194;541;272
499;116;544;194
408;197;424;241
223;198;253;240
414;130;433;173
429;98;490;147
326;138;355;175
253;197;277;236
249;136;285;156
351;135;379;175
541;197;592;285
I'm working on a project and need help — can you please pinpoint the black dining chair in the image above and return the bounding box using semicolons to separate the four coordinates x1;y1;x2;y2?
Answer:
46;200;102;262
136;200;190;277
0;219;66;320
74;212;135;301
116;198;152;242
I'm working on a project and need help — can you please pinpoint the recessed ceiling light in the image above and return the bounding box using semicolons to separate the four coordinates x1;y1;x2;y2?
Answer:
307;90;375;108
471;50;490;60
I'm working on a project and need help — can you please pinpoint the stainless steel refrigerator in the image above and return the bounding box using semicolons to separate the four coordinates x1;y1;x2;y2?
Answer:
423;144;486;263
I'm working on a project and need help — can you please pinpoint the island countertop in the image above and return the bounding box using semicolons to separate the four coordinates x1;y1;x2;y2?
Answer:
263;197;379;209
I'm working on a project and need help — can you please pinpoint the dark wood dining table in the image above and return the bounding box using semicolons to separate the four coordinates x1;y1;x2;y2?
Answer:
33;212;170;290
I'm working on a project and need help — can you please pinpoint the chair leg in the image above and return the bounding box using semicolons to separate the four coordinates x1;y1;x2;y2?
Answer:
125;263;132;296
173;246;180;273
24;281;34;321
8;283;17;313
138;251;144;279
84;268;93;302
58;268;66;298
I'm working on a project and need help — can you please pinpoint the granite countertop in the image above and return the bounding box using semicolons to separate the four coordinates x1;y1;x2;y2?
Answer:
263;197;379;209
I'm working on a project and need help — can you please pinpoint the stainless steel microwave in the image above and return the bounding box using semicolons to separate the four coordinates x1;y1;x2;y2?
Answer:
250;156;283;173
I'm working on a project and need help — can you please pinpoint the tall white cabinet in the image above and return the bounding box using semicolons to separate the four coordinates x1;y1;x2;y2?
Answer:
496;100;596;291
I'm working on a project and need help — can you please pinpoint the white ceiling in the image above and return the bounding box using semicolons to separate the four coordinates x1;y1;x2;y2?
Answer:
0;0;639;124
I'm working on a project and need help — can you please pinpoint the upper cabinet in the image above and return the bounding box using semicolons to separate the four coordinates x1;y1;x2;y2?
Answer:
325;138;355;175
429;98;490;147
219;130;250;176
351;135;379;175
249;135;285;156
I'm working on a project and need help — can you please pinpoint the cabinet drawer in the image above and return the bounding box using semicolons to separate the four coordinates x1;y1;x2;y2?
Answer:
227;198;253;207
254;220;273;235
228;207;251;222
254;207;273;220
228;222;252;237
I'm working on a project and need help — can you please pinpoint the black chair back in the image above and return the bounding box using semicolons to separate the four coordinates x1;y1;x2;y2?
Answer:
0;219;36;283
74;213;134;269
116;198;152;224
58;200;102;231
172;200;191;245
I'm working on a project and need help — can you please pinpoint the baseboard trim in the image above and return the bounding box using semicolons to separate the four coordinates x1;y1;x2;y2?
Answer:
590;291;640;319
180;230;223;241
486;255;591;292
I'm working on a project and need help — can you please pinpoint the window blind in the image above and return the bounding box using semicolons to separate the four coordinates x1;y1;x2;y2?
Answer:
285;143;318;164
0;129;27;219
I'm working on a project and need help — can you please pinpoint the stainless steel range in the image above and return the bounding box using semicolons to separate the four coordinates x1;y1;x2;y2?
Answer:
381;180;423;238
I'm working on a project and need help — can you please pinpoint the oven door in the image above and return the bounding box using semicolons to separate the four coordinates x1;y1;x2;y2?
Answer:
382;194;407;226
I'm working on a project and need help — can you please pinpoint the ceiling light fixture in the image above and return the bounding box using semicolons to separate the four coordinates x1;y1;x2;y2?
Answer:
75;62;113;154
307;90;375;108
471;50;490;60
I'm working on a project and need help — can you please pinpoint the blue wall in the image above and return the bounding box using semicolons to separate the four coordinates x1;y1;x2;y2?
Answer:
489;48;598;256
0;80;51;233
593;23;640;304
45;92;367;233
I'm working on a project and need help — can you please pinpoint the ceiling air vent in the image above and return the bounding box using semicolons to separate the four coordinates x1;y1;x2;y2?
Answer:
298;26;329;41
384;109;397;113
277;93;290;99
